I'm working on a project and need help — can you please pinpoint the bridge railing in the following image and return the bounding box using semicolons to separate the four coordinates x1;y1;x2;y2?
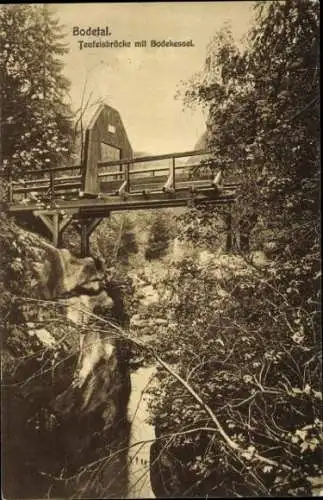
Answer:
2;148;224;203
96;149;216;195
2;164;82;203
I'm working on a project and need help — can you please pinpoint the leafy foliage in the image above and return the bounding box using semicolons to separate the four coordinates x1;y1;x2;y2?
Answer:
150;1;321;496
145;213;174;260
117;216;139;264
151;252;321;496
179;0;319;254
0;4;73;177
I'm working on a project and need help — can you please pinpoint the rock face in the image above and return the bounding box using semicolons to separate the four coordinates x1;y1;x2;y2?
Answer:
1;221;131;499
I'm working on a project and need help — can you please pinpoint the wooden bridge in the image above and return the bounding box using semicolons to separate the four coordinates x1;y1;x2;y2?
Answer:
2;104;238;256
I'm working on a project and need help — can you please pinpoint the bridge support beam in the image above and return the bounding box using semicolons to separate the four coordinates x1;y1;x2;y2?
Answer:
35;212;73;248
77;218;103;257
225;210;233;252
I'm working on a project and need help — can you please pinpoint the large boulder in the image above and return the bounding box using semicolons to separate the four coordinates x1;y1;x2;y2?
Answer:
0;216;105;300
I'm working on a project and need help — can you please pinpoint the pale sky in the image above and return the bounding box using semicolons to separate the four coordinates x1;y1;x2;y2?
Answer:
54;2;255;155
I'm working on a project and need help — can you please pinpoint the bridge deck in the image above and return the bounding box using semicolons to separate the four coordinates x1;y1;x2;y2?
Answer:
6;149;238;216
8;187;236;217
1;101;240;255
3;149;238;255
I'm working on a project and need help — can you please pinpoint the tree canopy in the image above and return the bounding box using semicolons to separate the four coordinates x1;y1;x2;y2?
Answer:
0;4;73;177
150;1;321;496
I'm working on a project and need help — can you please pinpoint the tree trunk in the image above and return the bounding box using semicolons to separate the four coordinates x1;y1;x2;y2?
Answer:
239;213;258;253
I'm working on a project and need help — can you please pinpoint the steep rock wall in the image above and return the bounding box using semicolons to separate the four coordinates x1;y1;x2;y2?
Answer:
1;218;131;499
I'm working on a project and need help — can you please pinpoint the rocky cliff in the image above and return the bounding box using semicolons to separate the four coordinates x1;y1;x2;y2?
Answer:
0;215;131;499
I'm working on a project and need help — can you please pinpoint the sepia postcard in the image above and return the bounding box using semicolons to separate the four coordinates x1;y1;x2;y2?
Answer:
0;1;321;499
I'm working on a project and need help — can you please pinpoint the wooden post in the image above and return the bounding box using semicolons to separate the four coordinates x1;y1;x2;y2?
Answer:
79;218;103;257
239;213;257;253
172;157;176;190
35;211;72;248
80;221;89;258
125;163;130;192
52;213;60;247
225;211;232;252
163;159;175;193
49;168;55;203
